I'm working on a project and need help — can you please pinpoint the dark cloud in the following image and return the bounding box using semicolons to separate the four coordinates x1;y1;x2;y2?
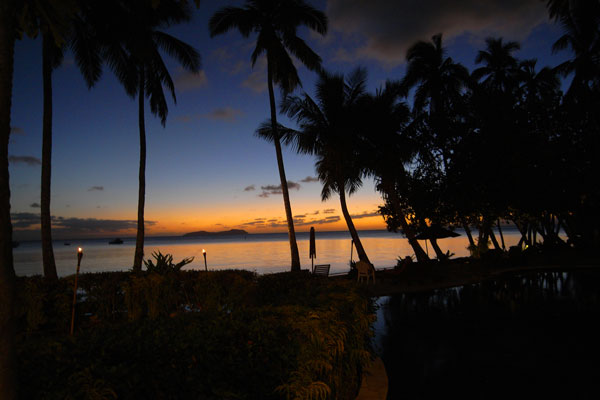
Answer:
294;214;306;218
203;107;243;122
327;0;547;66
295;215;341;226
210;47;246;75
244;185;256;192
30;203;40;208
300;176;319;183
9;155;41;166
174;69;207;91
259;181;301;198
11;212;156;233
350;211;380;219
88;186;104;192
323;209;336;214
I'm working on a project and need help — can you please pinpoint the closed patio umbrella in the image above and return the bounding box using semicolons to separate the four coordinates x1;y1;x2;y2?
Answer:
309;227;316;272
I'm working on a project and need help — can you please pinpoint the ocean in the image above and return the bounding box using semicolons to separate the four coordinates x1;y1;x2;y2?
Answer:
13;228;523;277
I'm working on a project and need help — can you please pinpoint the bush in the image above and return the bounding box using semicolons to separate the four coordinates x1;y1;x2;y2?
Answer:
16;268;375;400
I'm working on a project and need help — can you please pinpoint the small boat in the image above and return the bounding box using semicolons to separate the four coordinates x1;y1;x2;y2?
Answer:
109;238;124;245
64;242;71;246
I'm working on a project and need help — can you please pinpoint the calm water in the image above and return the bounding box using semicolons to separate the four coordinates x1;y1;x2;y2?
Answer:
374;271;600;399
13;228;522;277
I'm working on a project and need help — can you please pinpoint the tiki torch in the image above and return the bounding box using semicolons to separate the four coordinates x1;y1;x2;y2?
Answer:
202;249;207;271
70;247;83;335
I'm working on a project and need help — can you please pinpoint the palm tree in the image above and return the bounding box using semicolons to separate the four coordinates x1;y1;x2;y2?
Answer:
548;0;600;101
361;83;430;262
472;37;522;94
0;0;18;396
24;0;104;281
101;0;200;271
399;34;469;257
209;0;327;271
270;68;372;264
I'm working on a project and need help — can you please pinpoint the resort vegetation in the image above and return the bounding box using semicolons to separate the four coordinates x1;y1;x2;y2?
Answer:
0;0;599;398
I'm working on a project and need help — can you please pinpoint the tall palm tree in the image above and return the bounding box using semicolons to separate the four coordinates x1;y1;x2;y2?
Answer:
210;0;327;271
0;1;18;396
101;0;200;271
271;68;371;264
23;0;103;281
399;34;469;257
362;83;430;262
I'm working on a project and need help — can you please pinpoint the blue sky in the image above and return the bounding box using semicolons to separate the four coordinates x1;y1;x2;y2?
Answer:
9;0;571;240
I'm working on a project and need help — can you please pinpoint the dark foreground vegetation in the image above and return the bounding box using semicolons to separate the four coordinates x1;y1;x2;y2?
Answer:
380;270;600;399
15;269;375;400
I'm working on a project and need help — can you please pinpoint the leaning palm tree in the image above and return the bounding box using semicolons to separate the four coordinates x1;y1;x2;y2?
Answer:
268;68;372;264
362;83;430;262
209;0;327;272
100;0;200;271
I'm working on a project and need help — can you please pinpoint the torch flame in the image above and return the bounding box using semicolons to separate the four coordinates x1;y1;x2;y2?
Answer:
78;247;83;253
202;249;206;254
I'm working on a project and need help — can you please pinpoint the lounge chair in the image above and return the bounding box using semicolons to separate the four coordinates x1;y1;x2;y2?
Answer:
313;264;330;277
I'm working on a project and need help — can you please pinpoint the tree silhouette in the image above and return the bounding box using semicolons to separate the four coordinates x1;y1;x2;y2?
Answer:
272;68;372;264
361;83;430;262
101;0;200;271
210;0;327;271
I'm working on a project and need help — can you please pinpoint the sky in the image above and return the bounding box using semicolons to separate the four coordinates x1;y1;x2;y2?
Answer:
8;0;571;240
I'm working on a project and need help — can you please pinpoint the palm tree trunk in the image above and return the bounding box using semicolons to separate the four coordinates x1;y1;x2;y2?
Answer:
429;238;445;259
461;218;476;248
338;183;370;264
41;33;57;281
0;1;18;397
384;180;428;262
267;56;300;271
133;71;146;271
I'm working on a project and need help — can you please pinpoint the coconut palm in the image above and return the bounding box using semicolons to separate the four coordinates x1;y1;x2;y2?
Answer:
209;0;327;271
361;83;430;262
269;68;372;264
21;0;104;281
101;0;200;271
548;0;600;100
472;37;522;94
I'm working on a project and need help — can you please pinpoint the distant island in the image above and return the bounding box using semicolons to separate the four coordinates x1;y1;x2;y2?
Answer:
182;229;249;238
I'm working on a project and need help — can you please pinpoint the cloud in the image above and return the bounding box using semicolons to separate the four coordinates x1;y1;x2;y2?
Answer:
350;210;380;219
30;203;40;208
9;155;41;166
323;209;336;214
210;47;247;75
310;210;320;215
295;215;341;226
258;181;301;198
174;69;207;91
203;107;243;122
244;185;256;192
327;0;547;66
300;176;319;183
88;186;104;192
294;214;306;218
11;212;156;233
242;58;267;93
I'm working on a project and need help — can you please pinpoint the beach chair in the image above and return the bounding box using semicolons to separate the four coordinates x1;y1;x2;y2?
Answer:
356;260;376;284
313;264;330;277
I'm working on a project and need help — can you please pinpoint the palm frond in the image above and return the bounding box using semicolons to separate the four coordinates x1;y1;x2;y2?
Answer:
152;31;201;72
209;6;257;37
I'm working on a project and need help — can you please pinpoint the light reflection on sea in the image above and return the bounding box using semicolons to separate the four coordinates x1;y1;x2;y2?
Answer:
13;229;522;277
